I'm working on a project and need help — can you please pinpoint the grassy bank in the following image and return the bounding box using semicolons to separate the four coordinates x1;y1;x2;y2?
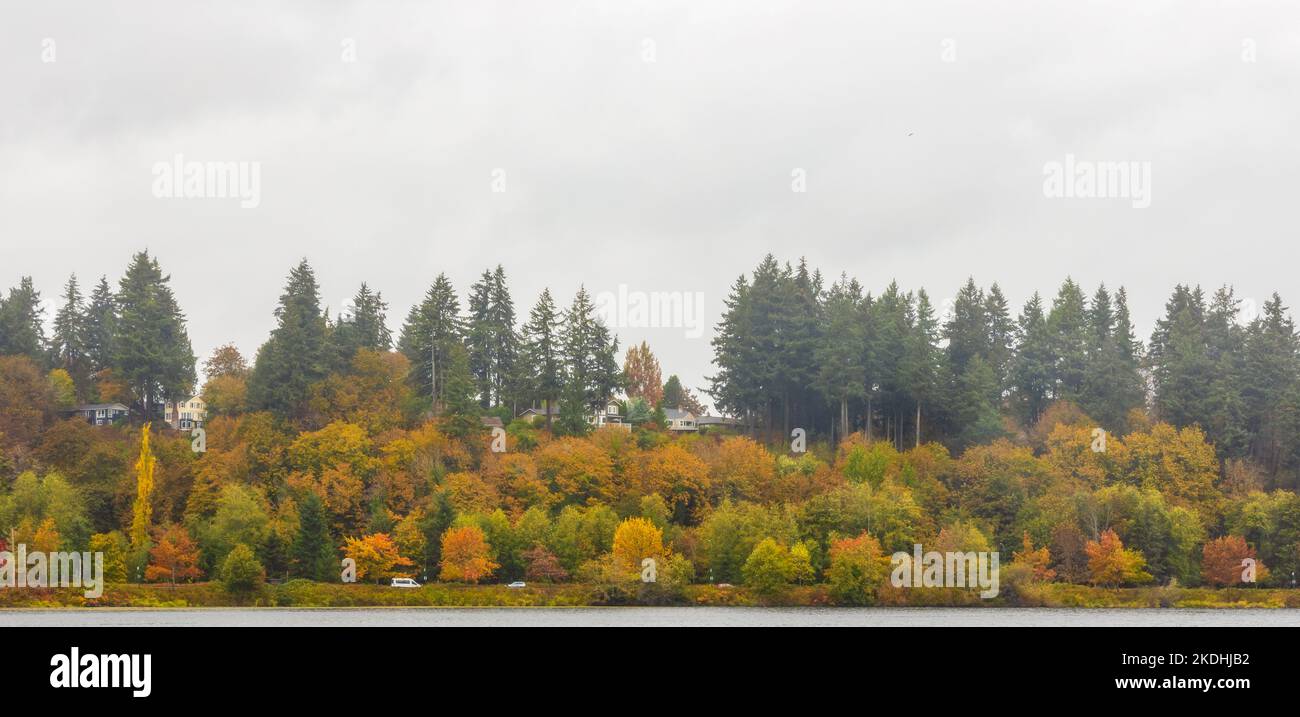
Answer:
2;581;1299;609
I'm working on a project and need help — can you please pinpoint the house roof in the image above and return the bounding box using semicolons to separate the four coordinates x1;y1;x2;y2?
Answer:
480;417;504;428
696;415;740;426
664;408;696;420
66;403;130;412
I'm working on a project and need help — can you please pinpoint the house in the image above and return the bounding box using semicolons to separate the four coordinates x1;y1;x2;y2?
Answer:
480;416;504;429
519;400;631;431
165;395;207;430
664;407;698;432
63;403;129;426
696;414;741;429
589;400;630;431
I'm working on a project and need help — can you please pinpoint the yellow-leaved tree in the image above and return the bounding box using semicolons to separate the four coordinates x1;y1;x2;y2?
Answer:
611;517;664;573
129;424;156;554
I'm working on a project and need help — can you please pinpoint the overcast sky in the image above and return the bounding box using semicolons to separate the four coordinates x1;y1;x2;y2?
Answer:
3;1;1298;409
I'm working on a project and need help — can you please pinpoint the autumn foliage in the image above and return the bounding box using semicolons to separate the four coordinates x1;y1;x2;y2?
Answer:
1085;529;1152;586
438;525;499;583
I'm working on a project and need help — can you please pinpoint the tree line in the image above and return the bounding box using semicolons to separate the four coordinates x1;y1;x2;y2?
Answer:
709;254;1300;490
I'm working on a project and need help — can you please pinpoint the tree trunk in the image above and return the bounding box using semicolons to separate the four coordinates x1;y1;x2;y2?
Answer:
865;395;872;442
840;397;849;445
915;401;921;448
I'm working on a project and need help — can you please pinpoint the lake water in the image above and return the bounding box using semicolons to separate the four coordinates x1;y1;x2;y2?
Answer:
3;607;1298;627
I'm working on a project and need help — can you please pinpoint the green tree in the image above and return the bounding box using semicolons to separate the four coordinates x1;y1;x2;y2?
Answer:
396;273;463;410
521;288;563;427
248;260;327;421
0;276;47;362
742;537;792;594
292;492;337;581
114;252;196;418
220;543;266;595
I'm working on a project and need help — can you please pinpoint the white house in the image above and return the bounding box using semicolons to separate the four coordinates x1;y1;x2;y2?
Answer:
664;407;698;432
165;395;207;430
519;400;631;431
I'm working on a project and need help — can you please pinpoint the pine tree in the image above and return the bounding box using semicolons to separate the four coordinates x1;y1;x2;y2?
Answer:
330;282;391;369
292;492;336;581
815;273;866;441
952;355;1005;448
984;283;1015;394
488;266;521;411
1149;285;1211;428
561;286;621;413
84;276;117;374
1243;293;1300;479
1202;287;1249;457
901;290;943;447
247;260;327;421
1011;293;1053;425
397;273;463;411
1047;278;1089;402
521;288;562;427
440;341;480;439
115;252;196;418
708;275;761;429
466;269;495;408
0;276;48;362
945;277;988;376
52;274;90;398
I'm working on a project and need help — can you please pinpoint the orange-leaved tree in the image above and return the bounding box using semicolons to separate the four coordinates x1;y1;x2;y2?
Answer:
438;525;498;584
1201;535;1267;587
145;524;202;585
1011;531;1056;581
343;532;413;583
1085;529;1152;586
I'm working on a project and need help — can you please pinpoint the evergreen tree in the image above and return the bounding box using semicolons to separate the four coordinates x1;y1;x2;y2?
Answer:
521;288;562;427
945;277;988;376
1202;287;1250;458
901;290;943;447
1149;285;1212;429
397;273;463;410
466;269;495;408
84;276;117;374
1047;278;1089;402
815;274;866;440
248;260;327;421
0;276;47;362
291;492;336;581
1011;293;1053;425
561;286;622;412
1243;294;1300;480
440;341;480;439
952;355;1005;448
52;274;91;398
708;275;762;429
984;283;1016;394
114;252;196;417
488;266;522;411
330;282;391;369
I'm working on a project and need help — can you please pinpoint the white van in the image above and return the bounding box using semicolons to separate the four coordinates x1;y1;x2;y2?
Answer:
391;578;421;588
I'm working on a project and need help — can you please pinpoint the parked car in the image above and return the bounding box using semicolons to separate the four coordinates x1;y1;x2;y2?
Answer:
391;577;421;588
507;581;526;589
